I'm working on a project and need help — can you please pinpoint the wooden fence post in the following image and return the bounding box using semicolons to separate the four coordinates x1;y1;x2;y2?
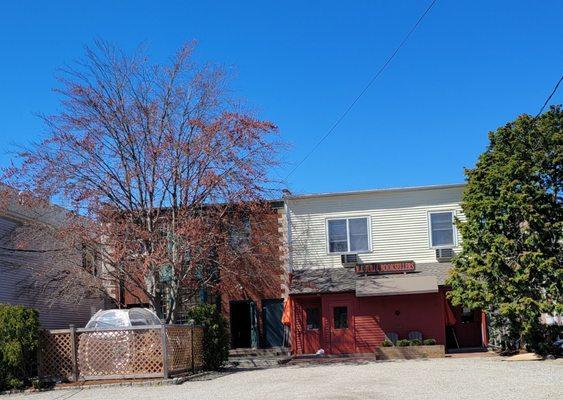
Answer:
69;325;78;382
161;324;169;379
36;330;43;379
190;320;195;374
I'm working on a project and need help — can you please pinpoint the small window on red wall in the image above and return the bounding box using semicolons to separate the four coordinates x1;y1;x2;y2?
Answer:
306;307;320;330
333;306;348;329
461;307;474;323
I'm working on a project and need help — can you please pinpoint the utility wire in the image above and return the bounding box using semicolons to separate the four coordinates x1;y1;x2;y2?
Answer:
285;0;439;179
536;74;563;117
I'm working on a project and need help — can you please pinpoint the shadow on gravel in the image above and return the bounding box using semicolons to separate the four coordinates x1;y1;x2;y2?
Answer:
187;367;266;381
284;358;435;369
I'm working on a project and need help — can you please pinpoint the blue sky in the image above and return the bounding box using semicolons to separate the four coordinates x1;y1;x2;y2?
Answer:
0;1;561;195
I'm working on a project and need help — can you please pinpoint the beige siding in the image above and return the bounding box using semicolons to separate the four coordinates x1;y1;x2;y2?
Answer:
288;186;464;270
0;215;102;329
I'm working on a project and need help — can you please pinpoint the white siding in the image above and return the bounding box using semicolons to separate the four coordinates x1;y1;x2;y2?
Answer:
288;186;464;270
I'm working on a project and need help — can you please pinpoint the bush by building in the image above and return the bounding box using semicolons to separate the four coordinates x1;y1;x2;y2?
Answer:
185;304;229;370
0;304;40;390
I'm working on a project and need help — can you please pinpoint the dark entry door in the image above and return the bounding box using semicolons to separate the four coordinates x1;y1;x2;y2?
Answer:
230;300;258;348
449;306;483;349
329;301;354;354
250;301;258;348
262;299;284;348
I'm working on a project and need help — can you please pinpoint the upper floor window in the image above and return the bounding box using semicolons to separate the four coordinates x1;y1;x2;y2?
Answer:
429;211;455;248
229;215;251;250
327;217;370;253
81;242;99;276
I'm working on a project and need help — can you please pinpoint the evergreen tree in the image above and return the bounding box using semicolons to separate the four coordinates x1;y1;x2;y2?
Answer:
448;106;562;355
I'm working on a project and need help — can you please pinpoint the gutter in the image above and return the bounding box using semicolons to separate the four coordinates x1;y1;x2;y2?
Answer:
285;183;466;201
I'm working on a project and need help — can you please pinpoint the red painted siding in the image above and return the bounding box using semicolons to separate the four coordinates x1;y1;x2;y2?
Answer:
355;293;445;352
355;315;382;352
481;311;489;347
293;298;305;353
292;292;446;355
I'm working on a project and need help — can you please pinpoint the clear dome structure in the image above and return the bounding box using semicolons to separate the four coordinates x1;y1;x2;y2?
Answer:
85;308;161;329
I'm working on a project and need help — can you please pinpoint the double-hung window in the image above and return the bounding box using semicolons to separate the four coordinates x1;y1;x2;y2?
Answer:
428;211;455;248
229;215;251;250
327;217;370;253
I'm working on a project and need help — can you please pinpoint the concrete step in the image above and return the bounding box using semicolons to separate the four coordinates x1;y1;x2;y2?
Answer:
228;355;292;369
292;353;374;360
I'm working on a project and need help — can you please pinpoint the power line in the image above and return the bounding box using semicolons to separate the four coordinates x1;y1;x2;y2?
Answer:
536;74;563;117
285;0;439;179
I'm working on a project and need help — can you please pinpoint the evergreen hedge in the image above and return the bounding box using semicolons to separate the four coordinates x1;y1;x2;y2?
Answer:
185;304;229;370
0;304;40;390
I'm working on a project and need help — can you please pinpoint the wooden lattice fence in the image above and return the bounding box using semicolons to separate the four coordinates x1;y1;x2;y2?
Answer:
166;325;204;375
38;329;75;381
38;324;204;382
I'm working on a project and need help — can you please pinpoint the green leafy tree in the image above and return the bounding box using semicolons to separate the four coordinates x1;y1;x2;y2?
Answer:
0;304;40;390
448;106;562;355
185;304;229;370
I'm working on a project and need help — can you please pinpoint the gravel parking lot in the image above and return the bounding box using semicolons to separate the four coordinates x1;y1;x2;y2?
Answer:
10;357;562;400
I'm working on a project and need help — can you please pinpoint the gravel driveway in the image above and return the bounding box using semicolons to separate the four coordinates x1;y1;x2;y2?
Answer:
9;358;562;400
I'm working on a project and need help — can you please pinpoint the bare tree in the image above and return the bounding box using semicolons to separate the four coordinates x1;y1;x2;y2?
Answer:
1;41;283;322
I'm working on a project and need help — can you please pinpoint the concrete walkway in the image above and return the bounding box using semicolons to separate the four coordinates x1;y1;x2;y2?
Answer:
9;357;562;400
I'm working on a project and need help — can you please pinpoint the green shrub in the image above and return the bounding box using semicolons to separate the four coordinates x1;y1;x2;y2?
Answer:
6;377;23;390
0;304;40;391
397;339;410;347
409;339;422;346
185;304;229;370
423;338;437;346
381;340;392;347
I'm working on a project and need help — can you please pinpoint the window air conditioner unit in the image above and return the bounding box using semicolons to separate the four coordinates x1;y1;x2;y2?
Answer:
436;248;454;262
341;254;358;265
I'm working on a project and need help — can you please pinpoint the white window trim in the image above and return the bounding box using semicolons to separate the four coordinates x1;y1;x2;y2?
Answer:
427;210;457;249
325;216;372;255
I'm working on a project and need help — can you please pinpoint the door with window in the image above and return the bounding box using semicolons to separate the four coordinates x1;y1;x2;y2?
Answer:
329;301;354;354
302;301;322;354
449;305;484;349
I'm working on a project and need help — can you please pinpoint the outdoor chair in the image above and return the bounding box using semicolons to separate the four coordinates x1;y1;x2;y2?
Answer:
408;331;423;341
386;332;399;345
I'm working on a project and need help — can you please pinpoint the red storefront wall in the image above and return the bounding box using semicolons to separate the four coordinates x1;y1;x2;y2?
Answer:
291;291;446;355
